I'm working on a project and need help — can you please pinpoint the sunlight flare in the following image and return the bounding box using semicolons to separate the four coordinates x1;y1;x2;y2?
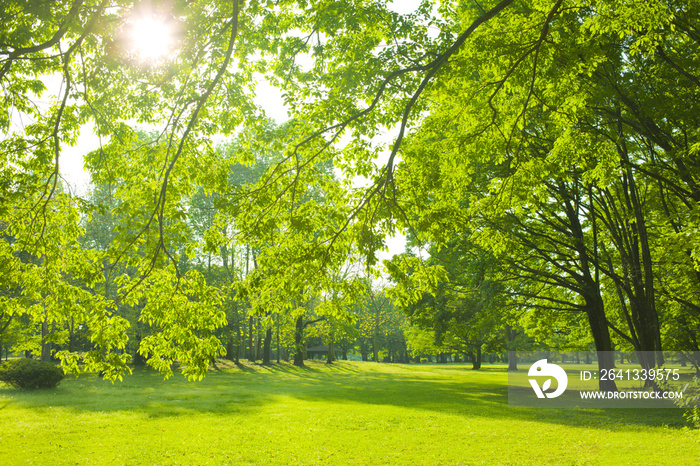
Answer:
128;15;174;62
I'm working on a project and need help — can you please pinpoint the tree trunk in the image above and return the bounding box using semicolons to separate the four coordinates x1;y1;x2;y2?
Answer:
40;313;50;362
226;338;235;361
472;346;482;370
508;350;518;371
248;315;254;361
372;332;379;362
293;316;305;367
235;325;242;364
327;332;335;364
68;316;75;353
263;327;272;365
585;293;617;391
276;320;280;364
564;190;618;391
360;341;368;361
255;319;262;362
623;155;663;367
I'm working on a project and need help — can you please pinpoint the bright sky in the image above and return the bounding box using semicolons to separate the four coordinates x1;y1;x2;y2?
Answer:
59;1;430;259
61;0;424;185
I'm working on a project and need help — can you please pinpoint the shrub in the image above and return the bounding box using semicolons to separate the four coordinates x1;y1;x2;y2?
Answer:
0;358;65;389
679;377;700;429
661;374;700;429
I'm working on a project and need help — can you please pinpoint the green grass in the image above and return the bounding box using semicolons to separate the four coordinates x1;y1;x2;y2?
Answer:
0;361;698;465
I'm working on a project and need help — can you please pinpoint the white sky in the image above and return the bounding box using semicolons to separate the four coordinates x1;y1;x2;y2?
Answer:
58;0;430;260
61;0;425;184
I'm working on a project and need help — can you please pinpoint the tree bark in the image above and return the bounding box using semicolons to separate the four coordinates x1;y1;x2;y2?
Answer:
327;332;335;364
248;315;254;362
226;338;234;361
40;311;50;362
508;350;518;371
585;292;617;391
276;319;280;364
262;327;272;365
293;315;305;367
235;325;241;364
563;187;618;391
372;332;379;362
506;324;518;371
255;318;262;362
471;346;482;370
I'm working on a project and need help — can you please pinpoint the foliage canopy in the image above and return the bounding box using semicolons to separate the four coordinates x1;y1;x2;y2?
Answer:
1;0;699;381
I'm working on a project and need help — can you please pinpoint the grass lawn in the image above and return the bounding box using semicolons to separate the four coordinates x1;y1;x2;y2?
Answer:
0;360;698;465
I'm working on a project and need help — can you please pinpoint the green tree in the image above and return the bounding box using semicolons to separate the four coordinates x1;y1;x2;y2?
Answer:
4;0;699;386
384;0;700;389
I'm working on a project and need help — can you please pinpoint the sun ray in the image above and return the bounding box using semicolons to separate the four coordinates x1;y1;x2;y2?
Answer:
129;15;174;62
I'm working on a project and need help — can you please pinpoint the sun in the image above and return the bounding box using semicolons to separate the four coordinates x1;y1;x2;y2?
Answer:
128;15;174;62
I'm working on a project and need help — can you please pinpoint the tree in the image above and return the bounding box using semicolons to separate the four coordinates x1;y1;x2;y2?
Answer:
0;0;523;377
388;232;516;369
3;0;698;385
405;326;442;362
0;187;131;376
383;0;700;390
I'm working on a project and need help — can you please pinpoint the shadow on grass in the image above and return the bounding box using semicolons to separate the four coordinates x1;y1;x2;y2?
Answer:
0;361;689;430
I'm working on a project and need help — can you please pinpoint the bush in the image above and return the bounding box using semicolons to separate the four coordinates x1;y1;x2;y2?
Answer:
0;358;65;389
679;377;700;429
661;374;700;428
